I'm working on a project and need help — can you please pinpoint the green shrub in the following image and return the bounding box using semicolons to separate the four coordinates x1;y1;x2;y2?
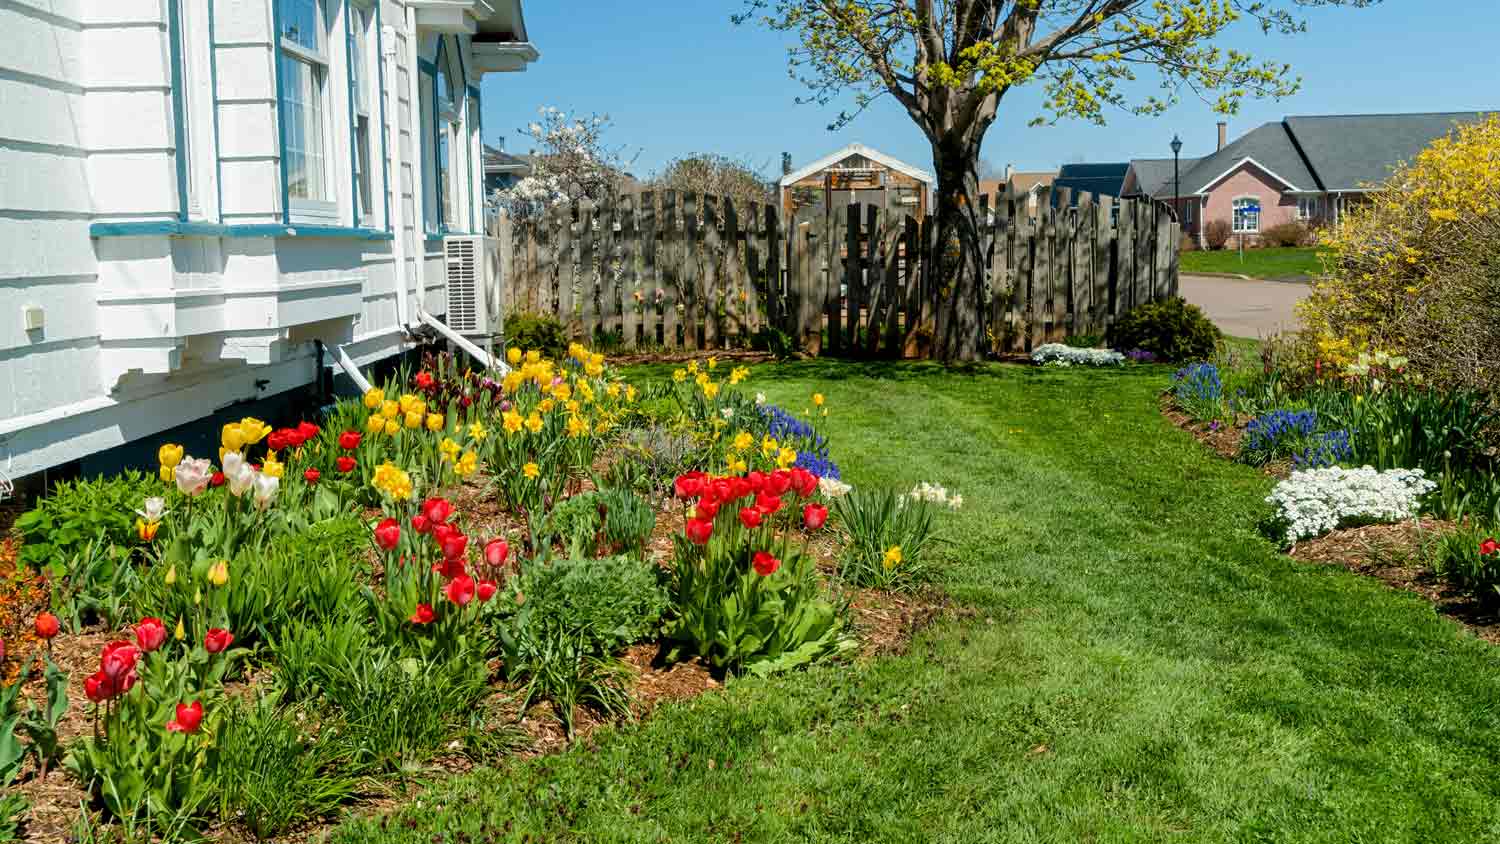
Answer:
1433;523;1500;602
833;488;940;589
503;311;568;360
540;490;656;557
15;471;157;572
495;554;667;734
750;325;796;359
1107;297;1221;363
211;696;362;838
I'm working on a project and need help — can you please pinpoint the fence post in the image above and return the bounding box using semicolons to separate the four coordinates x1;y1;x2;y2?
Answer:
681;192;701;350
637;191;656;348
702;195;722;349
661;191;680;349
825;206;845;355
764;203;782;333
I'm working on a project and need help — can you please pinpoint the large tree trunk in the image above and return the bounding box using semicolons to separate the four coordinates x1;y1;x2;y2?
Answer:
930;135;986;362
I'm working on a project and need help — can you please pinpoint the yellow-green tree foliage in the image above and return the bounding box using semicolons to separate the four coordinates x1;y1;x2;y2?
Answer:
1301;115;1500;392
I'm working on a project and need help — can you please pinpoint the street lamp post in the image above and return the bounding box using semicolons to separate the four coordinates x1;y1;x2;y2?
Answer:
1170;134;1183;234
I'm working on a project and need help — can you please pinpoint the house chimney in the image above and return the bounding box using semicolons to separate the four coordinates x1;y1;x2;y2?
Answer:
781;152;793;176
1005;163;1015;181
1217;121;1228;151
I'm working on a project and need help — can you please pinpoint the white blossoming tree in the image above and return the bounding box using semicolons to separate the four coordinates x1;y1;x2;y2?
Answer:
494;107;639;220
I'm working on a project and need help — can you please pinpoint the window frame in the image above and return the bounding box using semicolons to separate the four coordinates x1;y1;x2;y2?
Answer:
1232;195;1261;233
1297;195;1318;222
277;0;339;224
348;1;376;228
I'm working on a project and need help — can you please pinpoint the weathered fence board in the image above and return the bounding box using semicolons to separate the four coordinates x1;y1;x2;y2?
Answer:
498;188;1178;357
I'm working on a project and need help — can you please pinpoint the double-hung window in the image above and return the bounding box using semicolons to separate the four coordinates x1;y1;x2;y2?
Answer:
1232;196;1260;233
349;3;375;226
279;0;336;221
436;59;457;230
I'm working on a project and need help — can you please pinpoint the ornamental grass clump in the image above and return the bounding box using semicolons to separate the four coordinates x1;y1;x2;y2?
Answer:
833;486;951;590
1030;344;1125;367
1265;466;1436;542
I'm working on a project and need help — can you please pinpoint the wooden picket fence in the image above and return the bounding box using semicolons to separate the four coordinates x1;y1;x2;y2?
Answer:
495;185;1179;357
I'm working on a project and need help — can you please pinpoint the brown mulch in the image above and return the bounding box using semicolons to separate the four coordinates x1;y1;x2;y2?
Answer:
606;349;783;367
1161;397;1248;464
1286;518;1500;643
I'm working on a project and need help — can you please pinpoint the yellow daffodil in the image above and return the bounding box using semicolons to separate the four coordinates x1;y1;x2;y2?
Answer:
606;383;621;399
363;387;385;410
732;431;753;452
707;356;718;371
761;436;778;458
687;360;699;375
503;371;524;393
525;412;544;434
539;398;556;413
553;382;572;402
672;369;687;383
695;371;710;387
626;385;638;403
371;461;413;500
523;462;540;479
455;451;478;477
439;437;461;462
729;366;750;385
503;410;523;435
468;421;489;442
702;380;720;399
566;415;588;438
812;393;825;407
883;546;903;570
728;457;748;473
776;447;797;469
577;381;594;402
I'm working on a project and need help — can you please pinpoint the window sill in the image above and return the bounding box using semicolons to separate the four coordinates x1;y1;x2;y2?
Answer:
91;222;395;241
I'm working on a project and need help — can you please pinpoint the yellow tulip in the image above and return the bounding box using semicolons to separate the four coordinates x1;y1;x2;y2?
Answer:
507;347;522;366
525;350;541;364
159;465;174;483
426;413;444;432
221;423;245;452
366;414;385;434
207;560;229;587
384;419;399;436
381;400;400;419
404;410;422;429
174;618;186;641
158;443;184;469
165;565;177;585
238;417;270;445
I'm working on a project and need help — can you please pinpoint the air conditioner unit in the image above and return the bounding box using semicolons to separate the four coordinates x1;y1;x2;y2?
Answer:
443;235;502;337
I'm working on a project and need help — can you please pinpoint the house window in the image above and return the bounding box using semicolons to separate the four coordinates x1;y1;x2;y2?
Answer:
1232;196;1260;233
435;52;457;231
350;3;375;226
1297;195;1319;222
279;0;335;218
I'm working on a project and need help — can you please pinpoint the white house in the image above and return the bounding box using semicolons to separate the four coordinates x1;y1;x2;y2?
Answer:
0;0;538;483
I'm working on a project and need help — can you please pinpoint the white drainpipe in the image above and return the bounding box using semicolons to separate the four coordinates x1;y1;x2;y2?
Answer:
333;343;375;394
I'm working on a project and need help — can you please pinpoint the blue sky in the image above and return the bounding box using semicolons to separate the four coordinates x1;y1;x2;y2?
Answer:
481;2;1500;180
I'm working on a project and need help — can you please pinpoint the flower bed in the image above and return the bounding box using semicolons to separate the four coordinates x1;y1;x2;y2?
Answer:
0;347;961;842
1267;466;1436;542
1030;343;1125;367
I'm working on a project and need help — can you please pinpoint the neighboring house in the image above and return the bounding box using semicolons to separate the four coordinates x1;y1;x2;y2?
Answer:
1125;112;1494;244
483;146;533;194
1052;162;1130;203
0;0;539;483
780;143;933;221
979;166;1057;217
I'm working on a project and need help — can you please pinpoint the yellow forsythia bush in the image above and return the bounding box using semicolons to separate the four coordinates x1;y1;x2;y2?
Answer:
1300;114;1500;392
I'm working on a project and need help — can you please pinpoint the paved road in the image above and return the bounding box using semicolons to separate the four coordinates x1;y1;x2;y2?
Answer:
1180;273;1310;340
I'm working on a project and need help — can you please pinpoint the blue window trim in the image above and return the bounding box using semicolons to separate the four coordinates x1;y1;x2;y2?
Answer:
167;0;190;222
91;221;394;240
375;0;391;233
207;1;224;223
417;62;434;235
344;0;358;228
433;36;449;232
271;0;291;224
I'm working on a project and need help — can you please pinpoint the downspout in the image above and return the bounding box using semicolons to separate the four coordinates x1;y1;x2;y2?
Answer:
332;341;375;394
382;13;409;326
407;6;429;318
416;307;508;374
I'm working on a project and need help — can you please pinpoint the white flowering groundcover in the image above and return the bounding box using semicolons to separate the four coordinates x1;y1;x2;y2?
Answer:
1030;344;1125;367
1266;466;1437;542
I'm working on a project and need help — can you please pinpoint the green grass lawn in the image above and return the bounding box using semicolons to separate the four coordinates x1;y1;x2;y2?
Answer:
1181;246;1328;279
327;362;1500;843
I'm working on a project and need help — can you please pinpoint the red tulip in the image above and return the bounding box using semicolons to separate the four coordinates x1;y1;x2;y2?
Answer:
210;471;226;487
297;421;320;441
409;603;436;624
674;472;707;500
422;497;454;525
303;468;320;485
730;477;754;500
752;551;780;577
415;371;435;390
433;556;467;579
1482;538;1499;557
790;468;818;498
267;430;289;452
755;493;783;514
803;503;828;531
166;700;204;734
694;498;720;520
711;478;733;502
100;640;138;680
738;507;763;529
339;430;362;450
374;517;401;550
84;671;111;702
685;518;714;545
440;530;469;562
477;579;499;602
446;574;476;606
747;471;768;493
204;628;233;654
34;612;59;640
483;539;509;567
766;470;792;497
412;514;432;534
134;617;167;653
336;456;356;473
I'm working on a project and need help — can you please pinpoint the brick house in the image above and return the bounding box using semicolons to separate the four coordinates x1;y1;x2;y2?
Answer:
1124;112;1494;245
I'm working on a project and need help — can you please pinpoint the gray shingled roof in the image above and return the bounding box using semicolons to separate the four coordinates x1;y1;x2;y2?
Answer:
1284;112;1493;191
1180;121;1316;195
1054;162;1129;200
1127;157;1200;199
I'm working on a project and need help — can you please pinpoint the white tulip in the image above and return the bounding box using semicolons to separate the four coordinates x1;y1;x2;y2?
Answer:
174;457;212;497
251;473;279;510
135;496;168;521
